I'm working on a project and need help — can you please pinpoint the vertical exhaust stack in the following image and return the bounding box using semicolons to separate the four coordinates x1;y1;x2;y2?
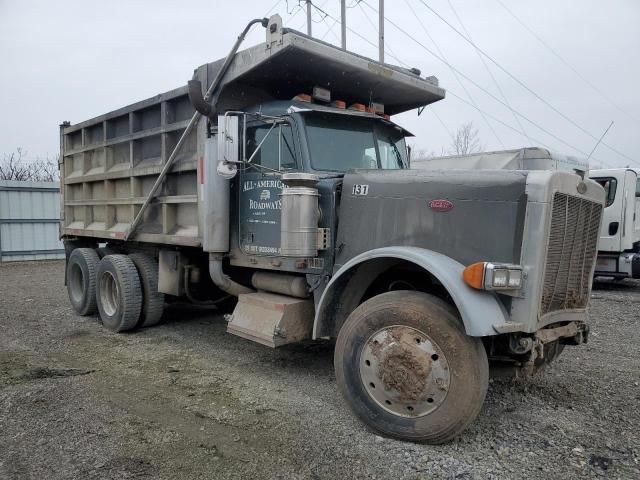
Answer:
202;137;229;253
203;135;254;297
280;173;320;257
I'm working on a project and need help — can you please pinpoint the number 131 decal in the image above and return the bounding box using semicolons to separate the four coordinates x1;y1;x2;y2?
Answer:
352;184;369;196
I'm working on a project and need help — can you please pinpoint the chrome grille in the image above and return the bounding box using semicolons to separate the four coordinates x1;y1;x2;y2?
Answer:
540;193;602;316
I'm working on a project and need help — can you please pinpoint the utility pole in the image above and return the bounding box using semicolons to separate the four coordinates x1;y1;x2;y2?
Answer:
341;0;346;49
306;0;312;36
378;0;384;63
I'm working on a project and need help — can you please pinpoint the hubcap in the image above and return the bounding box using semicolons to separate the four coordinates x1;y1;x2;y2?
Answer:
100;271;119;317
359;325;450;417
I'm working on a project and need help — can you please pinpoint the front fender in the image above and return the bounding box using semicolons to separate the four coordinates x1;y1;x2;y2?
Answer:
313;246;510;338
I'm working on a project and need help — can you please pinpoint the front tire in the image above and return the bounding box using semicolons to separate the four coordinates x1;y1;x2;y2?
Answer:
96;254;142;332
334;291;488;444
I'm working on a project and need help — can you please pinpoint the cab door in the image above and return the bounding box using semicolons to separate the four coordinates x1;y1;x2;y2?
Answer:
620;170;638;250
238;119;301;256
633;174;640;245
594;174;624;252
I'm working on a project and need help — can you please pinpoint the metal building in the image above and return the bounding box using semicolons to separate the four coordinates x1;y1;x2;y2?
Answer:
0;180;64;261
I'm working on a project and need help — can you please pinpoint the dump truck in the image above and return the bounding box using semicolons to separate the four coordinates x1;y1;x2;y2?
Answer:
589;168;640;280
59;15;605;443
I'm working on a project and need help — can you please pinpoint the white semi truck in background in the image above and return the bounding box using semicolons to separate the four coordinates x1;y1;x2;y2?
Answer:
589;168;640;280
59;16;605;443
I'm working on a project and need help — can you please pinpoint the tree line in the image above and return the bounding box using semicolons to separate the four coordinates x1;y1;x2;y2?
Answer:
0;148;59;182
412;122;483;160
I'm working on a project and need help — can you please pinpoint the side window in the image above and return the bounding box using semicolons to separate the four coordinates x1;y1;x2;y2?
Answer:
280;124;297;170
363;147;378;169
593;177;617;208
377;139;405;169
245;123;298;171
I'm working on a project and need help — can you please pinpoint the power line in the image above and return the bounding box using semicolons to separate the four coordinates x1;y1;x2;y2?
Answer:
318;8;340;42
319;16;340;41
302;0;617;166
447;0;530;144
446;90;618;168
358;0;612;164
495;0;639;124
430;109;455;144
412;0;636;164
357;0;403;66
285;0;305;23
264;0;283;17
295;0;330;32
403;0;505;149
306;1;403;67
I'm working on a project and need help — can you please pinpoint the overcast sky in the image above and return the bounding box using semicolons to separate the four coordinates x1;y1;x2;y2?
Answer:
1;0;638;169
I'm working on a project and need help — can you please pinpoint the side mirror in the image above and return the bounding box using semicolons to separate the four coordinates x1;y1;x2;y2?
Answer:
217;114;240;179
407;145;412;168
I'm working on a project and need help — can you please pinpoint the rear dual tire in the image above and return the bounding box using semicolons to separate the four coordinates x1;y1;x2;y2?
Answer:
67;248;164;332
66;248;101;316
129;253;165;328
96;254;142;332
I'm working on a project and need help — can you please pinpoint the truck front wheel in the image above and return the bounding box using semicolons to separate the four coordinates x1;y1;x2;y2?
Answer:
96;255;142;332
334;291;489;444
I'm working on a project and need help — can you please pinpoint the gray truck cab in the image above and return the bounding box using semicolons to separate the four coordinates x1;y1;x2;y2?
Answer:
60;16;605;443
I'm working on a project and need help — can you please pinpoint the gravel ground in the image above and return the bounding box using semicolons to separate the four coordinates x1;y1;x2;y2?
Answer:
0;260;639;479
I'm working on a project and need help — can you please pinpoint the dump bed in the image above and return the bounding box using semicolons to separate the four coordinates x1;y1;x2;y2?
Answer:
60;16;445;246
411;147;588;172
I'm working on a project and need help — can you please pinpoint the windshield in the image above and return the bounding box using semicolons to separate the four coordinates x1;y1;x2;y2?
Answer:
592;177;617;208
304;113;408;172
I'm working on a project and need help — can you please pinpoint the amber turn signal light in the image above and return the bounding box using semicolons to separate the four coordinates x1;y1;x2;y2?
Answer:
463;262;486;290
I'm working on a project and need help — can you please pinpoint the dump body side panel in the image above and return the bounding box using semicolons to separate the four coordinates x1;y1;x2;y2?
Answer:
60;87;203;246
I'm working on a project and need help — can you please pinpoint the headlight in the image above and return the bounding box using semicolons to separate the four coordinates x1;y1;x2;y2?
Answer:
463;262;523;291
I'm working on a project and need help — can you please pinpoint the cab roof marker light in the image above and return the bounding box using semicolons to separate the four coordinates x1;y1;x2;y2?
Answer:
348;103;366;112
331;100;346;109
312;86;331;103
293;93;312;102
370;102;384;114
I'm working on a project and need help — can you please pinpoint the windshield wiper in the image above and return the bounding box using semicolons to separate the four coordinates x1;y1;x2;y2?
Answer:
389;140;407;169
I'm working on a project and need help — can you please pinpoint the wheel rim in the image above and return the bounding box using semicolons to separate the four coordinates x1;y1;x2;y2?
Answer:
359;325;451;418
69;263;84;303
100;271;119;317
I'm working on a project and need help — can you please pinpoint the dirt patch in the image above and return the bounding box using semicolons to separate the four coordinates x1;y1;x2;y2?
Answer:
1;261;639;479
379;343;431;402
